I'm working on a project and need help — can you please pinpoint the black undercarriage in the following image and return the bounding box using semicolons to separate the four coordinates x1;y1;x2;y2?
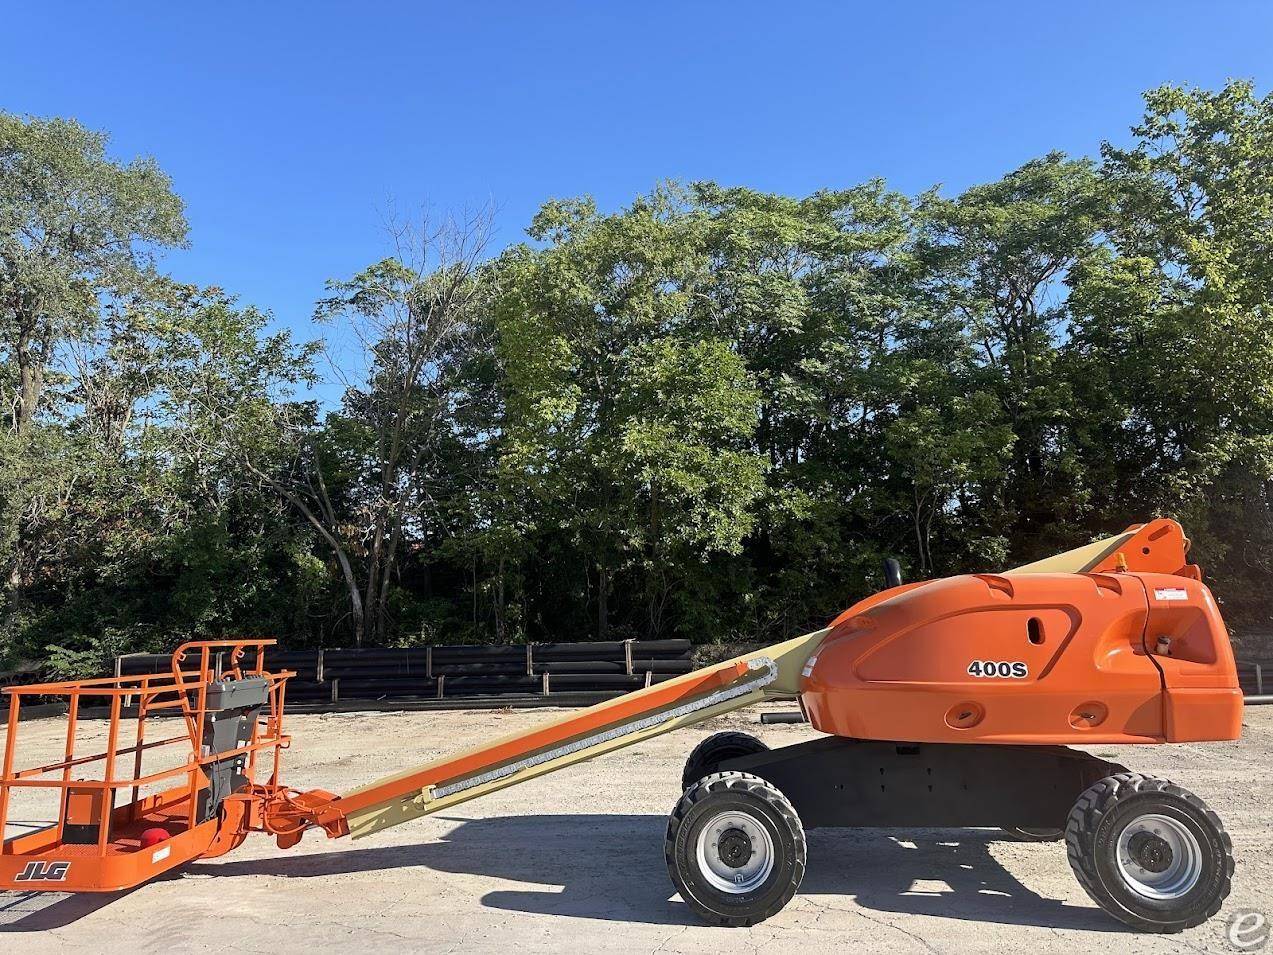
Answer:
717;736;1127;830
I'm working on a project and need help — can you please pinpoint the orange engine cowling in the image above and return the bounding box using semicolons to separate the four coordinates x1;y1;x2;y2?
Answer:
800;570;1242;745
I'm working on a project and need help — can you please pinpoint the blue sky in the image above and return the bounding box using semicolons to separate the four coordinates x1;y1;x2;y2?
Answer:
4;2;1271;379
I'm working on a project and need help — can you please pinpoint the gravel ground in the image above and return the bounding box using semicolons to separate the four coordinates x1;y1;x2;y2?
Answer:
1;704;1270;953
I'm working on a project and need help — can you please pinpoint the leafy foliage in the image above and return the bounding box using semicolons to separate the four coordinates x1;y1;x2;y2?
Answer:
2;83;1272;676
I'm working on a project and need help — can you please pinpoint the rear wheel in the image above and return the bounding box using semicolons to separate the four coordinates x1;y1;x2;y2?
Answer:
681;732;769;791
665;771;805;927
1065;773;1233;933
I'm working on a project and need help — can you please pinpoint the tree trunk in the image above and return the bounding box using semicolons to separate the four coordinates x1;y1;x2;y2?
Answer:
333;546;367;648
913;490;929;576
495;556;506;642
248;460;366;646
597;563;609;641
297;498;365;646
15;340;44;436
375;508;407;646
363;520;384;645
2;561;23;635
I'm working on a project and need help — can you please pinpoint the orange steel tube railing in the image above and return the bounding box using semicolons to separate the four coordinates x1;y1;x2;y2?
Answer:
0;639;292;859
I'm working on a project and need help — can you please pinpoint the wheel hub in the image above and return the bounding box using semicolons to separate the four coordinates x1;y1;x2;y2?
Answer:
694;810;776;894
1115;812;1203;900
717;828;753;868
1127;830;1173;873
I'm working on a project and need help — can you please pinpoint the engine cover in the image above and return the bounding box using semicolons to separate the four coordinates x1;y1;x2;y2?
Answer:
799;571;1242;745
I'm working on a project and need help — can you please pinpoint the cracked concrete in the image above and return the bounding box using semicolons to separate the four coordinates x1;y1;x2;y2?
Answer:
2;703;1269;953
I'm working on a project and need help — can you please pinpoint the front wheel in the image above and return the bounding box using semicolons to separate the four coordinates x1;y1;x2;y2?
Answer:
665;771;805;927
1065;773;1234;933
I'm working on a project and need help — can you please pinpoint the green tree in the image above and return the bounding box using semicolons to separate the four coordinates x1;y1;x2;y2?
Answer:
917;154;1108;558
1070;81;1273;624
1;114;187;648
685;182;917;633
0;113;186;434
262;211;493;646
496;189;765;639
3;281;317;674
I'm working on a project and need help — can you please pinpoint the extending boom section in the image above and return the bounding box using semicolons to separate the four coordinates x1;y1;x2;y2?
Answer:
276;630;826;842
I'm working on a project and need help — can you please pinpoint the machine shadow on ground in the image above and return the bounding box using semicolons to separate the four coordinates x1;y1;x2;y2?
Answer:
0;887;136;932
0;817;137;933
180;814;1120;933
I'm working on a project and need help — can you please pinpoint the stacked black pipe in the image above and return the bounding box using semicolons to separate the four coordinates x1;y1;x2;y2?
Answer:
1237;659;1270;697
115;639;694;709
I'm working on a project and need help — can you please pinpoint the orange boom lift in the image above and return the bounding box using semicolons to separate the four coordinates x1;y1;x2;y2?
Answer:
0;519;1243;933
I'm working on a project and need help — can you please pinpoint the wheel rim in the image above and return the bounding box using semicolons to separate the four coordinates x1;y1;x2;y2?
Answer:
1114;812;1203;900
695;810;775;894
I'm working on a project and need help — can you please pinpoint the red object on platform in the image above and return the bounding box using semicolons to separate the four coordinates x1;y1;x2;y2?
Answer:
139;827;169;849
